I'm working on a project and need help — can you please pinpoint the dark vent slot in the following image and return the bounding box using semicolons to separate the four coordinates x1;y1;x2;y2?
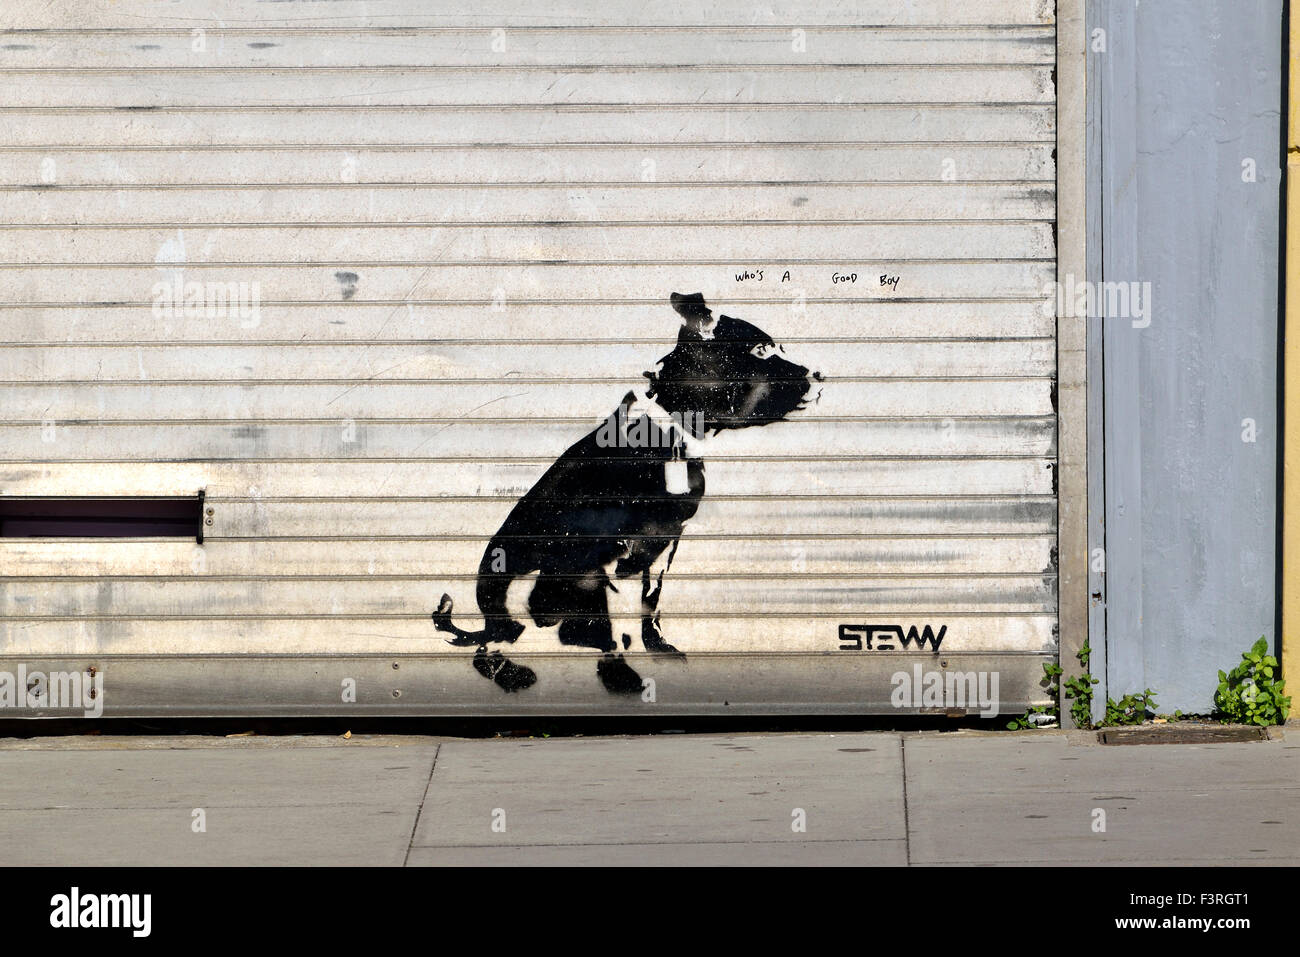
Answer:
0;494;205;542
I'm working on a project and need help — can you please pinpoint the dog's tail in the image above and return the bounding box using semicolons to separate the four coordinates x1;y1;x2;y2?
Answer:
432;593;489;646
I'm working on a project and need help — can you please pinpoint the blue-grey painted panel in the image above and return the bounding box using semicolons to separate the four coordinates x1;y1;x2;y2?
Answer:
1097;0;1283;711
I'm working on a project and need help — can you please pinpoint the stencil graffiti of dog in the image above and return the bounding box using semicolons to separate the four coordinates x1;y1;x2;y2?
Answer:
432;292;822;694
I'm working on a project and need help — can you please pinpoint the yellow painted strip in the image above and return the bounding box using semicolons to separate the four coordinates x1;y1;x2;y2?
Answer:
1285;3;1300;702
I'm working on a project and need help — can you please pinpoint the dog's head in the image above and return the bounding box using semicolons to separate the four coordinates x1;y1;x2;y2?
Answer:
645;293;822;438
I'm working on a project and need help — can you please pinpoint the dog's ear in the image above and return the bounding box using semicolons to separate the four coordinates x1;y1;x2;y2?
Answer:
670;291;716;340
680;311;716;340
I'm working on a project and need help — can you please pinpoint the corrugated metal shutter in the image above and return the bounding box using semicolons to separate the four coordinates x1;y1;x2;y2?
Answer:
0;0;1057;715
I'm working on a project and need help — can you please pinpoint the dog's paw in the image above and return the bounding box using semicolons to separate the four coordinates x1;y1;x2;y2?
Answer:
473;647;537;693
643;638;685;660
641;620;687;660
596;653;645;695
493;657;538;693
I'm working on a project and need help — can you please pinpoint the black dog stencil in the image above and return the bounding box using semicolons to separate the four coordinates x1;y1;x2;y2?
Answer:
433;292;821;694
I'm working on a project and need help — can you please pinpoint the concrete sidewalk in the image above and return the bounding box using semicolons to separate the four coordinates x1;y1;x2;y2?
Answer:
0;726;1295;866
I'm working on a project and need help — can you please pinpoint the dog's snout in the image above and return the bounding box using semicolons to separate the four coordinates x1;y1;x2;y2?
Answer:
799;370;823;409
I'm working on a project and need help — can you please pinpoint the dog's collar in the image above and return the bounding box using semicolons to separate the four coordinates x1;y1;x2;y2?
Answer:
622;389;705;459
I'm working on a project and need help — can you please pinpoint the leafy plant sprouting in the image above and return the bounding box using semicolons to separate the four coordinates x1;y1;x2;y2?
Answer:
1007;661;1063;730
1063;640;1101;729
1214;637;1291;728
1102;689;1157;726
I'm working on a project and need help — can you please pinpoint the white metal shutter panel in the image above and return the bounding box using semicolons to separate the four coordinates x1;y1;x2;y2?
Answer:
0;0;1056;713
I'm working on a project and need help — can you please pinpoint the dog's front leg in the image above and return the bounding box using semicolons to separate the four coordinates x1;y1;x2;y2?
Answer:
640;542;685;659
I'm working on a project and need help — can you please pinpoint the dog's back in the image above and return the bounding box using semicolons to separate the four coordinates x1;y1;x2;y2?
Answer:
479;394;706;611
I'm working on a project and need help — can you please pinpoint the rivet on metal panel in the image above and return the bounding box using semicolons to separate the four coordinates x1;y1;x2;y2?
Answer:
392;690;402;698
392;662;400;670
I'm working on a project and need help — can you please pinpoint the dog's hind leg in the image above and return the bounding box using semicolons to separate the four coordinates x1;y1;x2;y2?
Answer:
544;571;647;695
551;570;618;652
562;615;646;694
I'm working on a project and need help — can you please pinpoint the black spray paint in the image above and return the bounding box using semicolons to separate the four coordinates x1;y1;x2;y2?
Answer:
432;292;821;694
